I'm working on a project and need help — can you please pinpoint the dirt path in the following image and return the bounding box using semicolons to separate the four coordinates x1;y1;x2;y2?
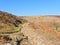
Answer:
21;23;60;45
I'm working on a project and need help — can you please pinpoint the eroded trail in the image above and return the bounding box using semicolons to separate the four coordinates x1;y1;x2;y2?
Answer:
21;23;60;45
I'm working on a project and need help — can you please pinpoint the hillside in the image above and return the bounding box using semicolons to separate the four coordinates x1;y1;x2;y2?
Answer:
21;16;60;45
0;11;29;45
0;11;60;45
0;11;24;34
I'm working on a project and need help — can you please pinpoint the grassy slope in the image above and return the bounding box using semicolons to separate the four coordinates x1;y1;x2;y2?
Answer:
0;11;24;34
23;16;60;39
21;16;60;45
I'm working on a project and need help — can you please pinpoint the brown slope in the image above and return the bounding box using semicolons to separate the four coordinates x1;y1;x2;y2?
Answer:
21;16;60;45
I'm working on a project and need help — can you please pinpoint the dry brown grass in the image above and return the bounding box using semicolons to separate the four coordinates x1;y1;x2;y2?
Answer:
22;16;60;45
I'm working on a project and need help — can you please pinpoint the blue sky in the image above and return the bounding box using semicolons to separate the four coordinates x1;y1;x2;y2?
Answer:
0;0;60;16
